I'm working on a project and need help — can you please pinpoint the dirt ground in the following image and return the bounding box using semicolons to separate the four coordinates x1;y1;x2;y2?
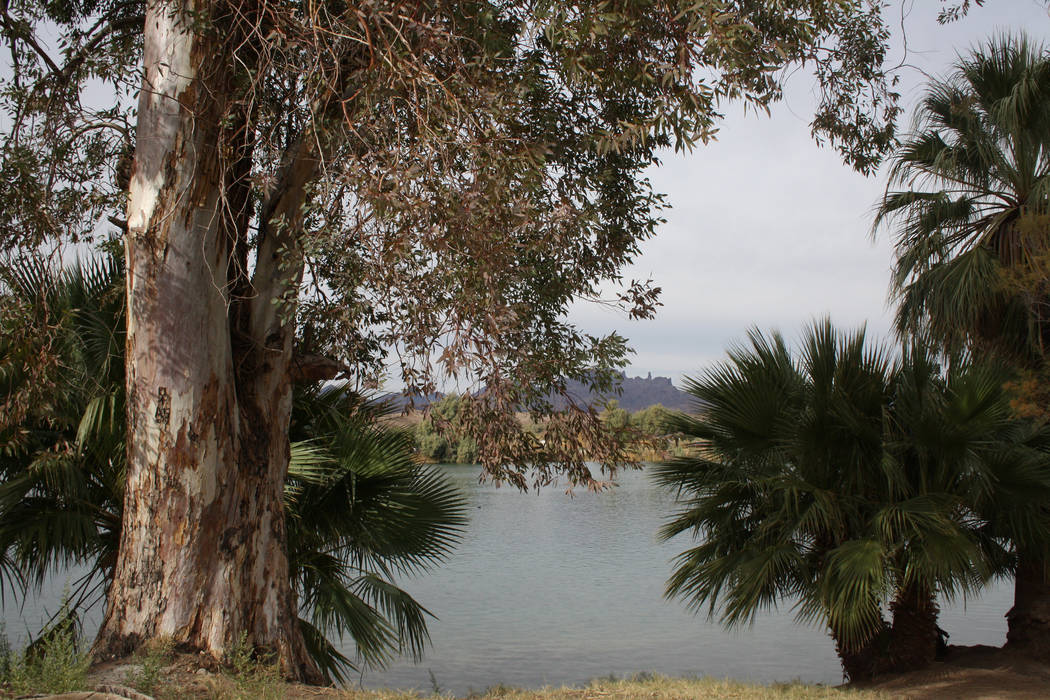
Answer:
858;645;1050;699
52;645;1050;700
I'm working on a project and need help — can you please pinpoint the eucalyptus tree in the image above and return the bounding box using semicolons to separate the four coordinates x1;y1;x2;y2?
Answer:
875;33;1050;654
0;255;466;682
1;0;906;678
655;321;1050;680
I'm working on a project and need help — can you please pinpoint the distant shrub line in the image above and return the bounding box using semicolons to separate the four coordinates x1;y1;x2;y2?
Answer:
413;395;686;464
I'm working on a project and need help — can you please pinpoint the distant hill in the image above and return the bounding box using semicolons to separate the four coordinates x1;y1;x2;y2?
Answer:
557;372;693;412
379;391;444;412
383;372;694;413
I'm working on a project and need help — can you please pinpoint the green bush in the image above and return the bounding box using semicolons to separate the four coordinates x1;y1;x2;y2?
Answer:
0;618;90;695
125;636;174;695
215;632;285;700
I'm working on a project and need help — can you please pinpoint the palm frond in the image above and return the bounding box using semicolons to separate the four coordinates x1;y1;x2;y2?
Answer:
1;251;466;682
659;318;1047;672
877;32;1050;361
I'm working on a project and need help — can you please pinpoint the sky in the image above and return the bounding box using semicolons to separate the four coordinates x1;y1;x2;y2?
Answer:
570;0;1050;386
3;2;1046;393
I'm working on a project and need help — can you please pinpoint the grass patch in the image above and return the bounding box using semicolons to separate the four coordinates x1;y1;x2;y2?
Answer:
125;636;175;695
339;674;885;700
0;619;90;696
208;632;286;700
0;642;886;700
448;675;882;700
122;668;890;700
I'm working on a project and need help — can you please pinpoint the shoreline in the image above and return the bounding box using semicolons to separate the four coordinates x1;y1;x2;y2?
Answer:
59;645;1050;700
856;644;1050;699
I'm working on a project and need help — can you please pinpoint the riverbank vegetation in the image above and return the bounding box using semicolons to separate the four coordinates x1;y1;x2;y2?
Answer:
123;674;891;700
0;625;886;700
411;396;683;464
6;622;1050;699
0;0;911;674
1;0;1049;692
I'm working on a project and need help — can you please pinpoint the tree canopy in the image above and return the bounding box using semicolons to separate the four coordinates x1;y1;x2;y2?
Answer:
0;0;907;486
0;0;928;677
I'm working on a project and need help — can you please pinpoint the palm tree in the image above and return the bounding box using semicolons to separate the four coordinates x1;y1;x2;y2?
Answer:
877;33;1050;363
0;253;126;605
0;253;466;682
286;385;467;680
875;33;1050;654
654;320;1050;680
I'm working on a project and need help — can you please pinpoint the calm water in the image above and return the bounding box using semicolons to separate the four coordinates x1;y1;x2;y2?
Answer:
6;464;1013;695
349;464;1013;695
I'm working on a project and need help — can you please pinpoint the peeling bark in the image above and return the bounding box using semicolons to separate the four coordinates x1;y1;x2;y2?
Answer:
93;0;319;681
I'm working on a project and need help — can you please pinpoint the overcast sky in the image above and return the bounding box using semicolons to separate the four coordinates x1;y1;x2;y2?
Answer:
570;0;1050;386
5;3;1046;393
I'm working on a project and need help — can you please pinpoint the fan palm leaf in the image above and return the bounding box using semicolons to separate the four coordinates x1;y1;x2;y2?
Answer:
875;33;1050;363
0;253;126;613
286;385;467;679
0;252;466;682
656;320;1050;679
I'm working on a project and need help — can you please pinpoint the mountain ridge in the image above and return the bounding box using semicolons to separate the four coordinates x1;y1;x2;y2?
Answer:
557;371;693;412
383;372;693;413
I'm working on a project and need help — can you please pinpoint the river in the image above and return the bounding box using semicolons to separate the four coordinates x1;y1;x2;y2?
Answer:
6;464;1013;695
350;464;1013;695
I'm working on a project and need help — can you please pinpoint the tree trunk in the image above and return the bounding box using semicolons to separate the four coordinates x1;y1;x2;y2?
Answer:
830;583;941;681
1007;553;1050;658
92;0;319;681
885;582;939;673
830;623;887;682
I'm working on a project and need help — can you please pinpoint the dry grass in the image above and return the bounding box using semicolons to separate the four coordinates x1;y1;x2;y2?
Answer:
132;664;885;700
449;676;884;700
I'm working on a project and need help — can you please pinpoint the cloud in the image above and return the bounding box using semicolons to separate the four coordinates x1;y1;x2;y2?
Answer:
573;1;1050;385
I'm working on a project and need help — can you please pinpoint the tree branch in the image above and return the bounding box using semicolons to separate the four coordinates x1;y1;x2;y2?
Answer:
57;13;145;87
290;353;351;383
0;3;61;76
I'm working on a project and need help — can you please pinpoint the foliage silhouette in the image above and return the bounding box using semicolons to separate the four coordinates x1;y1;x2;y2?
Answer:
656;320;1050;679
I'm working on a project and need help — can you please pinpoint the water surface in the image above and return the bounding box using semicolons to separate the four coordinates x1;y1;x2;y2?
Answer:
350;464;1012;695
4;464;1012;695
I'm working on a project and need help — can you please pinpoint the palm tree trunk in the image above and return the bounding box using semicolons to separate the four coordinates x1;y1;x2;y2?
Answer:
886;582;939;672
832;583;940;680
830;624;888;682
1007;552;1050;658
